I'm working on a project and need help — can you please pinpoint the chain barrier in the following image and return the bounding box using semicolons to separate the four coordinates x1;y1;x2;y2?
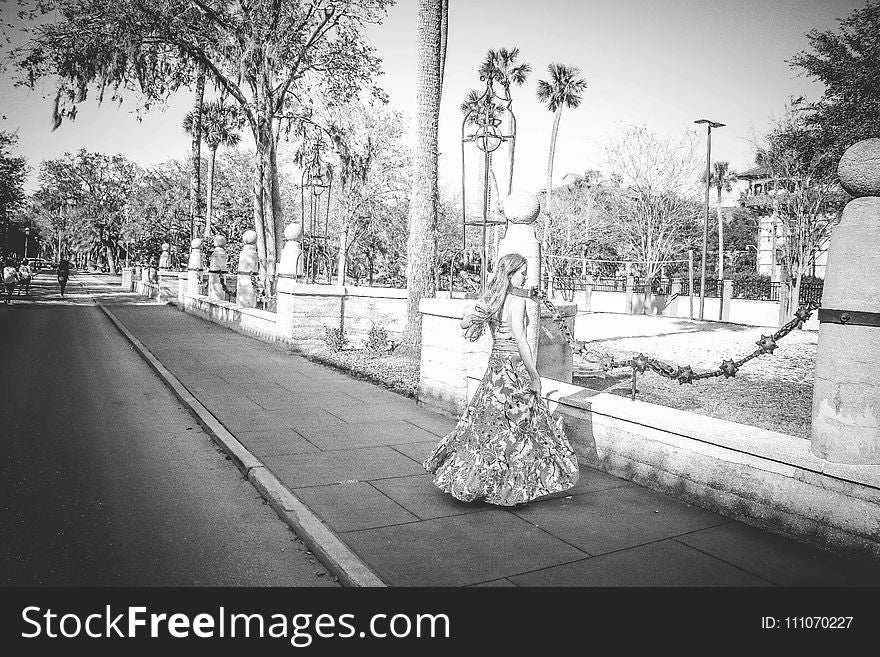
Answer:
528;286;820;396
249;272;277;308
219;273;234;299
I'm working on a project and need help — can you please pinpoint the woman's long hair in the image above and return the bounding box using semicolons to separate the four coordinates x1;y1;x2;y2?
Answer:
463;252;527;341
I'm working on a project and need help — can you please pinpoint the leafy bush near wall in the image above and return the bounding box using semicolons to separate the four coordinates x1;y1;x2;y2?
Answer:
323;325;349;352
364;322;390;353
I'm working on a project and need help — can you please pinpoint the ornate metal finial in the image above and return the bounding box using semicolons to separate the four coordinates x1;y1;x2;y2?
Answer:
720;359;738;378
756;335;778;355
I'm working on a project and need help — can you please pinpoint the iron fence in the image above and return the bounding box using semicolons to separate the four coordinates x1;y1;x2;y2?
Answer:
732;279;780;301
799;281;824;305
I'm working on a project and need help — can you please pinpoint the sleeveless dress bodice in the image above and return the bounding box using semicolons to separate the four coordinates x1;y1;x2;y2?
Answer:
490;298;529;355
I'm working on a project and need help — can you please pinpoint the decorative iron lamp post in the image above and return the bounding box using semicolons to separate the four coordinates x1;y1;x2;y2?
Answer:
23;227;30;261
461;76;515;292
300;142;332;284
694;118;724;320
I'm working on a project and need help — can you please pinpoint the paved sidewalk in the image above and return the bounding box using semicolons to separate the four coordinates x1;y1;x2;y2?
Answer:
100;293;880;587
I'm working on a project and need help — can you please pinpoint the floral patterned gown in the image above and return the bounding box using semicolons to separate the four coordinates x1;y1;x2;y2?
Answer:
423;308;579;506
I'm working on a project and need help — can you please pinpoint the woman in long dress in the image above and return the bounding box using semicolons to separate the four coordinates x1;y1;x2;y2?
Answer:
423;253;579;506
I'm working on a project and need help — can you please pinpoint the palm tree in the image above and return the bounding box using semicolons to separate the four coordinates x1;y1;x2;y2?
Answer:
184;99;243;237
478;47;530;195
188;64;206;241
709;161;738;280
536;63;587;251
404;0;447;348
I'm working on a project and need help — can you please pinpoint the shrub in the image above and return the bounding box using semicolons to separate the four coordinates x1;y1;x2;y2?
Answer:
323;325;349;352
364;321;390;353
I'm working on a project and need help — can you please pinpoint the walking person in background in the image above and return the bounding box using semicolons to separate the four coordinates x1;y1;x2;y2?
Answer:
56;255;73;297
3;259;19;304
17;259;33;296
423;252;579;506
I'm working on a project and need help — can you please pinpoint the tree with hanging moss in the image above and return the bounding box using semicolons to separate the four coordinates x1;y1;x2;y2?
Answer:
8;0;392;286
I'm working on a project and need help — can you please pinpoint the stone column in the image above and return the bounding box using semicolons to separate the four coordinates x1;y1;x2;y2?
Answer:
276;223;304;338
207;235;228;302
157;242;176;303
121;267;134;292
667;278;682;317
812;138;880;465
721;280;733;322
236;229;259;308
177;272;188;305
497;191;541;358
187;238;203;296
625;276;635;314
537;300;577;383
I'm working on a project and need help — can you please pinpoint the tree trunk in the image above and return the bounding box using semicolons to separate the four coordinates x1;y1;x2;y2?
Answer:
270;136;283;290
336;228;347;286
403;0;444;349
252;149;267;280
507;115;517;196
204;145;217;238
716;195;724;280
543;107;563;251
189;64;206;240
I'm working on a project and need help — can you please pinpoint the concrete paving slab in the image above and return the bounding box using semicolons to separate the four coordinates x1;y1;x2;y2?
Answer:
509;539;771;586
389;440;437;464
325;403;428;424
293;482;419;532
469;578;518;587
541;466;634;500
340;510;587;586
200;395;267;415
263;446;424;488
370;473;492;520
296;420;437;451
403;415;457;438
234;430;321;457
221;409;344;432
511;485;729;555
676;522;880;586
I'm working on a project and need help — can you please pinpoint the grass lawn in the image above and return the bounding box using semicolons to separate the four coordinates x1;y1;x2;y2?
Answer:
306;312;817;440
572;313;816;439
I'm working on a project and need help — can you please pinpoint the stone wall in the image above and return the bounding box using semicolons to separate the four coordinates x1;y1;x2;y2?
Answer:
545;386;880;560
583;290;819;329
277;284;407;345
183;293;281;344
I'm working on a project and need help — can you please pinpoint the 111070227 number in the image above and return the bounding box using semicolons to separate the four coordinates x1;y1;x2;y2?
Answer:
762;616;853;629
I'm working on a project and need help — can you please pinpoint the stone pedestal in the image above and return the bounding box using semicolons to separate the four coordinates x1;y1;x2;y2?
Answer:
497;191;541;359
537;300;577;383
157;243;175;302
812;139;880;465
276;223;304;337
721;280;733;322
207;235;228;302
237;229;259;308
187;238;203;296
121;267;134;291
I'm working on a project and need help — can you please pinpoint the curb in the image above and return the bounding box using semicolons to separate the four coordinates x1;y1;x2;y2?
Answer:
96;300;387;588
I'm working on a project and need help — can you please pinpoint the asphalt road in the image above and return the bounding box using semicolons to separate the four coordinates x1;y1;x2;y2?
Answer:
0;271;338;587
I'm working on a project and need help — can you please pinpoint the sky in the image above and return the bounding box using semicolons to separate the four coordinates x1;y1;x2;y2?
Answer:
0;0;866;197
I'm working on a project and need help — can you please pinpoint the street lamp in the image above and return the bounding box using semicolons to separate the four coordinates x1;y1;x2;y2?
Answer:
23;227;30;261
694;118;724;320
745;244;759;273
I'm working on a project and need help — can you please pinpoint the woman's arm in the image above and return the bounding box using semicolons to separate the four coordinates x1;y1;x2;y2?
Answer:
507;295;541;395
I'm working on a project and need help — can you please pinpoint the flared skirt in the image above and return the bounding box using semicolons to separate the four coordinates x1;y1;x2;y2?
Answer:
423;353;579;506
